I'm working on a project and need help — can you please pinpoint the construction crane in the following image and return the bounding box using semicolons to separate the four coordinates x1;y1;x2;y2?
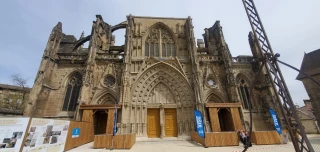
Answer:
242;0;315;152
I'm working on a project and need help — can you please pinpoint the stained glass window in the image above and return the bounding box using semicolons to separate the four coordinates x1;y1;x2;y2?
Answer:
145;43;149;56
155;43;159;57
171;43;176;57
145;27;175;58
162;43;166;57
166;43;171;57
62;73;82;111
150;43;154;56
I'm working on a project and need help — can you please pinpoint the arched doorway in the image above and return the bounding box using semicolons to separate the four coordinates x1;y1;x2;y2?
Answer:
147;82;177;137
218;108;234;131
205;91;226;132
92;92;118;135
131;62;194;137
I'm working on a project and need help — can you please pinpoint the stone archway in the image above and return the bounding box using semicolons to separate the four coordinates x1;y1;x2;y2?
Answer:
131;62;195;137
203;91;227;132
89;90;119;135
204;90;227;103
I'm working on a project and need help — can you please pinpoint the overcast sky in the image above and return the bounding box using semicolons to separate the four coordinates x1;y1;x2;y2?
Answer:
0;0;319;106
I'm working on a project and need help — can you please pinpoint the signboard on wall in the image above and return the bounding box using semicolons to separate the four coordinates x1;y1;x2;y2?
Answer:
269;109;282;135
71;128;80;138
46;120;69;152
194;110;205;138
22;118;55;152
22;118;70;152
0;117;30;152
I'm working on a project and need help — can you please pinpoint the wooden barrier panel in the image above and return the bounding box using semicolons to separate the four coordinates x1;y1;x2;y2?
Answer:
106;109;115;134
230;108;242;130
82;110;93;122
64;121;94;151
205;132;239;147
191;132;238;147
251;131;281;145
191;132;205;146
208;108;220;132
93;134;136;149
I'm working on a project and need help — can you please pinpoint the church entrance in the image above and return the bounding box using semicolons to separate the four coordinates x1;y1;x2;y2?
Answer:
164;108;177;137
206;103;242;132
147;108;160;138
218;108;234;131
93;111;108;135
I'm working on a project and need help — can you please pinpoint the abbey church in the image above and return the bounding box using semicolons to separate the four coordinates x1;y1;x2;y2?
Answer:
24;15;283;138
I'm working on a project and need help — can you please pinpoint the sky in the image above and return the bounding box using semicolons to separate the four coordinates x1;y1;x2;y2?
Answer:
0;0;319;107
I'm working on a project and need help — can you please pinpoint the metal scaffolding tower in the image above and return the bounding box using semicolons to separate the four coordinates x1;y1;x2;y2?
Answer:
242;0;315;151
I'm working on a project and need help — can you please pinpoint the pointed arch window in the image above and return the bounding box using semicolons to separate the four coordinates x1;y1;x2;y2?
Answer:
145;27;176;58
62;73;82;111
237;78;250;109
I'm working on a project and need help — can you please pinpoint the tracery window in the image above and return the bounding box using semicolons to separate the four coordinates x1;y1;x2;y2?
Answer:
145;28;176;58
62;73;82;111
237;78;250;109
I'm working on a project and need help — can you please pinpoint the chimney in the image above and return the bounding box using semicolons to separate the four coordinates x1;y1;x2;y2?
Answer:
303;99;312;108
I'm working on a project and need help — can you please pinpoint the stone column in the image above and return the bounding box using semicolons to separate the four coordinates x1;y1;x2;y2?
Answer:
160;104;165;138
143;102;147;136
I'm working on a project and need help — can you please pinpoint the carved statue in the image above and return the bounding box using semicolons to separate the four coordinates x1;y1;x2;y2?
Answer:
179;121;183;135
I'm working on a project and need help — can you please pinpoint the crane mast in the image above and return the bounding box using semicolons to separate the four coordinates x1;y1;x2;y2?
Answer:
242;0;315;151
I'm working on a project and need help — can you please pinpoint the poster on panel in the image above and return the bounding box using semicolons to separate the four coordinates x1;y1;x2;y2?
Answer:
46;120;69;152
22;118;54;152
71;128;80;138
0;117;30;152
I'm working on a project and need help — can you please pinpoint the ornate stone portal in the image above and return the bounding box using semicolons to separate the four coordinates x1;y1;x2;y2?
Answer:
25;15;283;139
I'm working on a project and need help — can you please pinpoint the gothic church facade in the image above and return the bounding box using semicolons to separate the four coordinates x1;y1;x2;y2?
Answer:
24;15;282;138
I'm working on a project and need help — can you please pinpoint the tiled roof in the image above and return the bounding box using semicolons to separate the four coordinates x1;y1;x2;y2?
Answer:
296;49;320;80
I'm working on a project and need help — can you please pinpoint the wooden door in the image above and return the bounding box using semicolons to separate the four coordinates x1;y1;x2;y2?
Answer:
94;111;107;135
165;108;177;137
147;108;160;138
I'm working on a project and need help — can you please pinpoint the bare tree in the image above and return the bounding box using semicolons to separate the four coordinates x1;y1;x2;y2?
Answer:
1;74;29;110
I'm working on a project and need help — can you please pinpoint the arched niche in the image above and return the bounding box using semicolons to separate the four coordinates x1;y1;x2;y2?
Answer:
90;89;118;105
131;62;194;104
204;90;227;103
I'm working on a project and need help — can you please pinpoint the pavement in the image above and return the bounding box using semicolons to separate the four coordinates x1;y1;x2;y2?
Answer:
67;134;320;152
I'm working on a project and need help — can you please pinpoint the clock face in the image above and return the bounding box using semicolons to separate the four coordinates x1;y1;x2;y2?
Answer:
104;75;116;87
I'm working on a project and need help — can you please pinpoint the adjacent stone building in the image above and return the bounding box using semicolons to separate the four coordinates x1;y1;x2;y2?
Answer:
0;84;30;116
296;100;319;134
24;15;284;138
297;49;320;127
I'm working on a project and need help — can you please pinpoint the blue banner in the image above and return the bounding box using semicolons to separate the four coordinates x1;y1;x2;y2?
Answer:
194;110;205;138
113;104;118;136
269;109;282;134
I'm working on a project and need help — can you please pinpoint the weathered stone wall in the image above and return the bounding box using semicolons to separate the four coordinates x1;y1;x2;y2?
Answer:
301;74;320;127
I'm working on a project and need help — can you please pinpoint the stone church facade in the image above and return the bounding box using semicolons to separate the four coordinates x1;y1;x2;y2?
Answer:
24;15;283;138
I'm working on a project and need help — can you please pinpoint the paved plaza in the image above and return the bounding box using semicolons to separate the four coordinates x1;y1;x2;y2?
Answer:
68;135;320;152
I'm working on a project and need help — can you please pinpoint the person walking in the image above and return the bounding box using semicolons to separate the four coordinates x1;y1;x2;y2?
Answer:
245;131;252;147
239;130;247;147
